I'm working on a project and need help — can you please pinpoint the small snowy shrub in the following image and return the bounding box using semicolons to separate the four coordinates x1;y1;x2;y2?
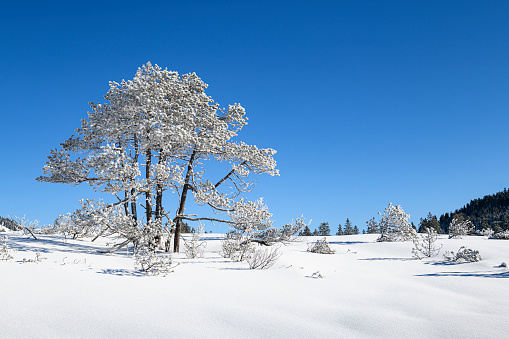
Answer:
0;235;15;261
448;218;474;239
135;247;176;276
490;231;509;240
443;246;481;263
412;228;442;259
183;227;207;259
220;232;240;258
22;253;46;264
478;228;495;238
246;245;281;269
220;232;256;262
307;237;335;254
231;242;256;262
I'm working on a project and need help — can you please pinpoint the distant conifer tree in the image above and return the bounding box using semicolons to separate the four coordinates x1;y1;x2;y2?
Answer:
299;225;312;236
344;218;354;235
317;222;331;236
336;223;343;236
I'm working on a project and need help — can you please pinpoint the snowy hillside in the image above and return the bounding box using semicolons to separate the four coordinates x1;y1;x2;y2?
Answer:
1;232;508;338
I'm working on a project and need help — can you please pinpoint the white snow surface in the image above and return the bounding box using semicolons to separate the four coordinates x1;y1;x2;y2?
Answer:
1;232;508;338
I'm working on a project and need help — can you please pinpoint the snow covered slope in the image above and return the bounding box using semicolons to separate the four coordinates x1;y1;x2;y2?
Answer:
1;232;507;338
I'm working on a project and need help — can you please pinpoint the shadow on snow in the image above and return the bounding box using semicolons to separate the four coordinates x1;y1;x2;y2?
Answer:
416;270;509;278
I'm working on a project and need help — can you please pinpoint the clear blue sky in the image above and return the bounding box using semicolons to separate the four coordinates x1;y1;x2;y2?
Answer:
2;1;509;232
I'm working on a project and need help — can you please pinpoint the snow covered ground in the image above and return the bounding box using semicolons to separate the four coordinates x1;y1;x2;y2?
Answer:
1;232;508;338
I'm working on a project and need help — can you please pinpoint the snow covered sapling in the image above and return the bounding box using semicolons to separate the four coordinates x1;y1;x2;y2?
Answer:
0;235;15;261
412;228;442;259
12;215;38;240
373;203;416;242
443;246;481;263
183;226;207;259
307;237;335;254
448;218;474;239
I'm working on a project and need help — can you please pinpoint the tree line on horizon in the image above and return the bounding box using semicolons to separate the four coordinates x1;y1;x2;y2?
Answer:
299;218;360;236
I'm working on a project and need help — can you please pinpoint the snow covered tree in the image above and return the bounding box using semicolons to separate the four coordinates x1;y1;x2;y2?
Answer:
365;217;378;234
336;223;343;236
375;203;416;242
418;212;441;234
412;227;442;259
299;225;312;236
317;222;331;236
37;62;287;252
353;225;359;234
448;217;474;239
344;218;354;235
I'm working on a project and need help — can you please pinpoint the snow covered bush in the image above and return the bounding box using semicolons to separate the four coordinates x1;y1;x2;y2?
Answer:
443;246;482;263
219;232;255;261
307;237;335;254
246;245;281;269
448;218;474;239
134;247;176;276
183;227;207;259
412;228;442;259
0;235;14;261
490;230;509;239
220;232;240;258
478;228;495;238
373;203;416;242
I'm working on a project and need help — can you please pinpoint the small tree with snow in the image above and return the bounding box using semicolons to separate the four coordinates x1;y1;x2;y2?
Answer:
412;227;442;259
183;226;207;259
448;218;474;239
0;235;15;261
375;203;416;242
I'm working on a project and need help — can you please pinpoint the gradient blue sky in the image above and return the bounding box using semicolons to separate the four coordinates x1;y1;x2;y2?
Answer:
2;1;509;232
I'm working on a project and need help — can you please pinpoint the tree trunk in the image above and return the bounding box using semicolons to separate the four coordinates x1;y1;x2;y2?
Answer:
173;149;197;252
124;191;129;216
145;148;152;225
155;149;165;249
131;135;139;222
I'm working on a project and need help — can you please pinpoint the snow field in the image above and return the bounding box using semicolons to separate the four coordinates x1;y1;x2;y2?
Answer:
1;232;508;338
